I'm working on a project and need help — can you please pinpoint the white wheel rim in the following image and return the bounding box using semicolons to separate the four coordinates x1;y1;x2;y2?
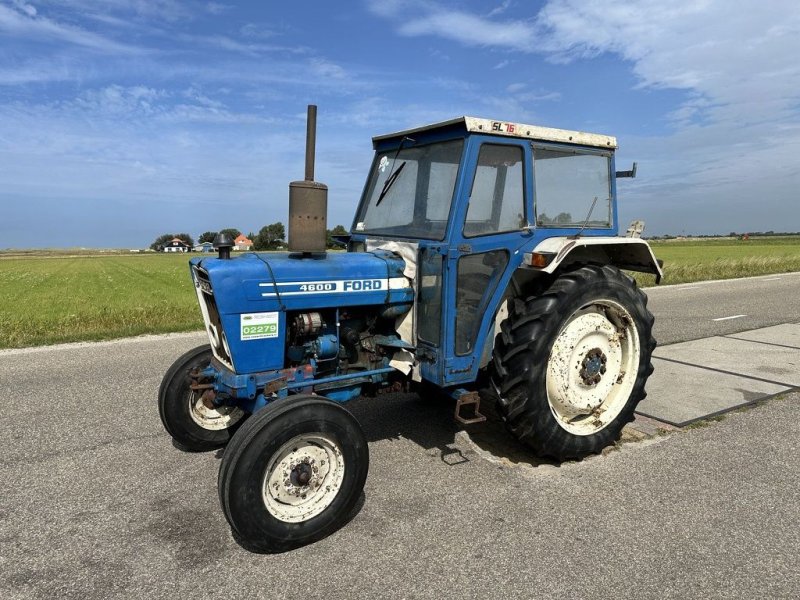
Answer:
188;392;245;431
546;299;640;436
262;433;346;523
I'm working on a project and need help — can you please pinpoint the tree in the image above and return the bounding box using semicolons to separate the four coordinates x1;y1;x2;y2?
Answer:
326;224;349;248
150;232;194;251
253;222;286;250
555;212;573;224
150;233;174;251
219;228;241;240
198;231;217;244
174;233;194;247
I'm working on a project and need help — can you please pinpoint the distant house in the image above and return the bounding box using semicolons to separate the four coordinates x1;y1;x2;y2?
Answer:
234;234;253;251
163;238;191;253
194;241;214;252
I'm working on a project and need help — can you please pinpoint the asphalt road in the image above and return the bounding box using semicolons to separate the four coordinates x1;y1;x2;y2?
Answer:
2;273;799;599
645;271;800;344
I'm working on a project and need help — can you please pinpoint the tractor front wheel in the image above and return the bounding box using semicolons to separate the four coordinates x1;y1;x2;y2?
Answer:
158;345;246;452
492;265;655;460
218;395;369;553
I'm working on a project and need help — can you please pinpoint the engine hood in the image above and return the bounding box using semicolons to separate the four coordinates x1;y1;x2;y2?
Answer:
191;250;414;316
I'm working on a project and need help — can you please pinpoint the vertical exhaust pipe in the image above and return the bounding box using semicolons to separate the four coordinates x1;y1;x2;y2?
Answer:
289;105;328;254
305;104;316;182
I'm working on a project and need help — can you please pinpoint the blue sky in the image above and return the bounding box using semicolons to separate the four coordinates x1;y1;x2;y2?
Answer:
1;0;798;247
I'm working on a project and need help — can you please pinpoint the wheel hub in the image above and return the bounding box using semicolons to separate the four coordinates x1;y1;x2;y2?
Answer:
580;348;607;385
284;457;321;496
291;462;313;486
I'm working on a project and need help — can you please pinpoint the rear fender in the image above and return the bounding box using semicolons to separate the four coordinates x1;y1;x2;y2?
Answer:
523;236;663;283
478;236;662;369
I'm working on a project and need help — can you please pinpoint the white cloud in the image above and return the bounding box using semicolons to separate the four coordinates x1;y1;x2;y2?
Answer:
0;2;142;53
206;2;230;15
369;0;800;233
310;58;348;80
487;1;512;19
535;0;800;233
367;0;536;50
398;10;535;50
12;1;36;17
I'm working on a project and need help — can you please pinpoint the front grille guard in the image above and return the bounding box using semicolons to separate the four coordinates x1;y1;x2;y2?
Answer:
192;265;235;371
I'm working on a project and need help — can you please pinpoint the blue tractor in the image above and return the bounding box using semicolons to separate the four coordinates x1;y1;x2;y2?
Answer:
159;106;662;552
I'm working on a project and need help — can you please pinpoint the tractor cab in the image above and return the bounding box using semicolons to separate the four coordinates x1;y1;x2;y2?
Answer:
348;117;655;388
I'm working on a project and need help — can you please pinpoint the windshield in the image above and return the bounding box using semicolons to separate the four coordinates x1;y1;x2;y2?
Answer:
354;139;464;240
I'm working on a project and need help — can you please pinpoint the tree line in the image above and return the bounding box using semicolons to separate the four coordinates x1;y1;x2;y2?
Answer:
150;223;349;251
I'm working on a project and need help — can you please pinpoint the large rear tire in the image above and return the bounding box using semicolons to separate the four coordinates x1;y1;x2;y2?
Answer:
218;395;369;553
492;265;655;460
158;345;246;452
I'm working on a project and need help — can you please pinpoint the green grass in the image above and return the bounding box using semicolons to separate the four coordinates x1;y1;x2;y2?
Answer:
1;236;799;349
0;253;202;349
634;236;800;286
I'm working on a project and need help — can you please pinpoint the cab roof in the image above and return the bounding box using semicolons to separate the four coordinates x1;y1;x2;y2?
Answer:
372;116;617;150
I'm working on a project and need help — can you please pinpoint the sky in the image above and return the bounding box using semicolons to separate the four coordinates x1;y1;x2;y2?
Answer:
1;0;799;248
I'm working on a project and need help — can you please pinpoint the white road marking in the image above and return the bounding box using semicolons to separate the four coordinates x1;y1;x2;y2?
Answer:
762;277;782;281
677;286;700;291
644;270;800;290
712;314;747;322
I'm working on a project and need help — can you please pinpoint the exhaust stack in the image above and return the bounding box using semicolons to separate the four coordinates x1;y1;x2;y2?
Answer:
288;105;328;254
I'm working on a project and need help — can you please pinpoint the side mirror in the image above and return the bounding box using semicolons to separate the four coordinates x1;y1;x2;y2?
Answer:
615;162;637;178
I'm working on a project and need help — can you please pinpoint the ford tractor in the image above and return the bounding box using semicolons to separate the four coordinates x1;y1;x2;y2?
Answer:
159;106;662;553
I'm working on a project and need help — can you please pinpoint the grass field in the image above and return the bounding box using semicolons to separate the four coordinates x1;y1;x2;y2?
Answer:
2;236;799;349
635;236;800;286
0;253;201;349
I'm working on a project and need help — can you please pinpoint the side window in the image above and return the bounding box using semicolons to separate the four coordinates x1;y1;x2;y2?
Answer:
455;250;509;355
534;147;612;228
464;144;525;237
417;249;444;345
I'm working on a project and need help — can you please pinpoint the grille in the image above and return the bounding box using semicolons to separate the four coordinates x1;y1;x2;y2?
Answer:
193;266;234;370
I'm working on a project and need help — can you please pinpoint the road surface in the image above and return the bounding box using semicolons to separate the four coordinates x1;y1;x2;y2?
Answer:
2;273;799;599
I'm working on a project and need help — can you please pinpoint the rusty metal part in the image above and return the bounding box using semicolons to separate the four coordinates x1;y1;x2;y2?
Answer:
454;391;487;425
294;312;323;335
376;380;404;395
264;377;287;395
190;381;214;391
289;104;328;253
289;181;328;252
200;389;217;410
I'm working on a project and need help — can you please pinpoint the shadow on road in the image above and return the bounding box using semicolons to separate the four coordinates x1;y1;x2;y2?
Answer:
346;390;558;470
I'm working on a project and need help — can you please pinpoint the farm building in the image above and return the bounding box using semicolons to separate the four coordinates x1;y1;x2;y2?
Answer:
163;238;191;253
234;234;253;251
194;242;214;252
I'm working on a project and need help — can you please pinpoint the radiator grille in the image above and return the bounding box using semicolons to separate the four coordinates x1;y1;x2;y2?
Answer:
193;266;234;370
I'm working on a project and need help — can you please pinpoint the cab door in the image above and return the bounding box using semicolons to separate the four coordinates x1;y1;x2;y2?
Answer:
442;137;533;384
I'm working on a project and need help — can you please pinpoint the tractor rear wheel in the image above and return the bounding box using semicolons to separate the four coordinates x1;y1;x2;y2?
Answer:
218;395;368;553
492;265;655;460
158;344;246;452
